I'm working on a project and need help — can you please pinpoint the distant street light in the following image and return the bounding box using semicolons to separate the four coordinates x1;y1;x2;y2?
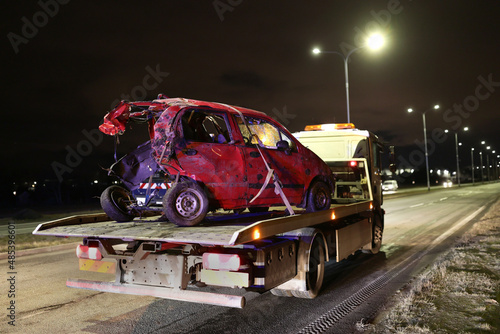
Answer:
445;127;468;187
480;150;484;182
312;33;385;123
407;104;440;191
471;147;475;185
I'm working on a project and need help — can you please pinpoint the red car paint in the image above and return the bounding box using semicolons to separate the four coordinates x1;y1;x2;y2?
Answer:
100;96;334;222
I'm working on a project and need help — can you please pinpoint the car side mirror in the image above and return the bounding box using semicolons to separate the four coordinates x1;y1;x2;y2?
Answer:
276;140;292;155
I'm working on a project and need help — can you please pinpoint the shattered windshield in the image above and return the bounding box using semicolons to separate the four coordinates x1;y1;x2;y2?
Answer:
235;115;295;149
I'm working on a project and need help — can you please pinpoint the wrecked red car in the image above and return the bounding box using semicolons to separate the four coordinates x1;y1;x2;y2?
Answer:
99;95;335;226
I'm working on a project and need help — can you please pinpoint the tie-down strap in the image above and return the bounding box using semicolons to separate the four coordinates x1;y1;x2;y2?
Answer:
221;104;295;215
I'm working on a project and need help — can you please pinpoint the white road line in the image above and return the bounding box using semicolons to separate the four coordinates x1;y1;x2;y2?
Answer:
410;203;424;208
430;205;486;247
440;197;448;201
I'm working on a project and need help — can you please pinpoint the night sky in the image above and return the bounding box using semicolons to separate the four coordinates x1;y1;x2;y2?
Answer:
3;1;500;188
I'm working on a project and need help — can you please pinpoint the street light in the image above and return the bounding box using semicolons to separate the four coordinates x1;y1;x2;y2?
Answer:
444;127;468;187
312;33;385;123
471;147;475;185
407;104;440;191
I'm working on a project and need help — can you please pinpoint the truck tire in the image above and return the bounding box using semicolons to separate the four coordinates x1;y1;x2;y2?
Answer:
292;235;325;299
370;213;383;254
163;180;209;227
100;186;135;222
306;181;331;212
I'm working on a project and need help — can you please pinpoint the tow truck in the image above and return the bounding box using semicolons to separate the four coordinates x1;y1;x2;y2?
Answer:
33;123;386;308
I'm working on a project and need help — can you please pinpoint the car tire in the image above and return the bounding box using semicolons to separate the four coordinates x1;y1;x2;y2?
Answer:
163;180;209;227
306;181;331;212
100;186;135;222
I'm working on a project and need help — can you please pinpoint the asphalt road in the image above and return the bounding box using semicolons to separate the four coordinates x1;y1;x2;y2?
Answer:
1;183;499;334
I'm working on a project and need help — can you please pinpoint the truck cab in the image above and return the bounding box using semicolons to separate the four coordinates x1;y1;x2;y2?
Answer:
293;123;384;212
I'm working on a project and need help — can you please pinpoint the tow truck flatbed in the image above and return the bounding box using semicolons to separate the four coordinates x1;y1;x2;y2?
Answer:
33;201;371;246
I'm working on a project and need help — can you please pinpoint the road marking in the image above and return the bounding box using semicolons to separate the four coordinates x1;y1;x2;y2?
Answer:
440;197;448;201
299;204;487;333
430;205;485;247
410;203;424;208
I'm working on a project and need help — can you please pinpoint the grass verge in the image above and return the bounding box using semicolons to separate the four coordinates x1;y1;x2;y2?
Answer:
0;233;80;253
363;200;500;333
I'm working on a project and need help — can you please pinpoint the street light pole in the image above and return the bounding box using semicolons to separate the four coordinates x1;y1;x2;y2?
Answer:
422;112;431;191
480;151;484;183
312;34;384;123
408;104;440;191
445;127;468;187
313;48;358;123
315;48;358;123
454;132;460;186
471;147;475;185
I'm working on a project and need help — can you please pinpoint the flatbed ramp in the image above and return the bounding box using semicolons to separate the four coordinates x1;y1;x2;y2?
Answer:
33;201;371;246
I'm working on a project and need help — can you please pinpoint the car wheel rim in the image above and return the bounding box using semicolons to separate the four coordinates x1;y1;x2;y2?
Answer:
175;189;201;218
111;189;130;213
315;190;327;209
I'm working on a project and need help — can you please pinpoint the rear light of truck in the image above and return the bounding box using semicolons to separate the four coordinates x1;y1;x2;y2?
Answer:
76;245;102;260
349;161;358;167
203;253;241;271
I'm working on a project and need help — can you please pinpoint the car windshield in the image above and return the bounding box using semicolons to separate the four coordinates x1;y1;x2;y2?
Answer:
235;115;295;149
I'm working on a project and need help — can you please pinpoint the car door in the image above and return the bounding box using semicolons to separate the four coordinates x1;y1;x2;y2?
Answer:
234;115;305;206
175;108;247;208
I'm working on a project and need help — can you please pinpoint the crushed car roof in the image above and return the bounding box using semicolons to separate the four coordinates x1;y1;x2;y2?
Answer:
99;97;268;136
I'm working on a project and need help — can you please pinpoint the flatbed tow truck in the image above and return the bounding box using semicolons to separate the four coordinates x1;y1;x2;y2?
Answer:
33;123;387;308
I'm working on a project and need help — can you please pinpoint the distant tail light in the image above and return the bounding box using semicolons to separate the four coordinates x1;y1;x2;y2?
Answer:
349;161;358;167
203;253;241;271
76;245;102;260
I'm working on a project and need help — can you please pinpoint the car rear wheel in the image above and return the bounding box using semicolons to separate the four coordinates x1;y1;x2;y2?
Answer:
100;186;135;222
306;181;331;212
163;180;209;226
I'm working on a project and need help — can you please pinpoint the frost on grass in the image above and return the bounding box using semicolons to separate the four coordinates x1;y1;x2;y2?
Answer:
366;200;500;334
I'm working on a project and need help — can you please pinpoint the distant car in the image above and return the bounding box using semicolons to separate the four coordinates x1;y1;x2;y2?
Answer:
443;180;453;188
98;96;335;226
382;180;398;192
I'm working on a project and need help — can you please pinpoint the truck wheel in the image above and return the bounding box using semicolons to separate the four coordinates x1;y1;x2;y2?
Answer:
370;213;383;254
292;235;325;299
163;180;209;227
306;181;331;212
100;186;135;222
